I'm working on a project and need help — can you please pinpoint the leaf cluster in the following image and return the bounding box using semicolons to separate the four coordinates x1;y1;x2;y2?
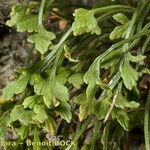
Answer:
1;0;150;150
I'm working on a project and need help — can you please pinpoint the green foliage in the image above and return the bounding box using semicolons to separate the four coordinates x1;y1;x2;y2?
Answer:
17;125;30;139
94;98;110;120
112;108;129;131
23;95;39;109
110;23;129;40
27;27;56;54
110;13;129;40
55;101;72;123
75;93;94;121
84;62;100;99
115;83;140;109
113;13;129;24
9;105;33;125
32;104;48;123
43;118;56;133
120;58;139;90
1;0;150;150
68;73;84;89
72;8;101;36
115;91;140;109
6;3;38;32
3;72;30;100
56;67;71;84
34;78;69;108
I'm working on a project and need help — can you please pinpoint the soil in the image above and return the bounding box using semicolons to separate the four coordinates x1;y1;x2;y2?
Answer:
0;32;28;95
0;0;30;95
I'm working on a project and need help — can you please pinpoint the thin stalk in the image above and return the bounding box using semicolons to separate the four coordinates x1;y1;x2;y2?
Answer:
132;3;150;50
102;123;110;150
116;30;150;48
49;29;72;77
50;44;65;78
98;72;121;101
125;0;150;38
141;36;150;54
38;0;46;27
90;119;101;150
103;93;117;123
129;22;150;49
74;116;93;141
65;116;93;150
94;5;135;14
96;29;150;64
136;3;150;33
46;27;72;61
144;90;150;150
125;8;137;38
97;9;134;23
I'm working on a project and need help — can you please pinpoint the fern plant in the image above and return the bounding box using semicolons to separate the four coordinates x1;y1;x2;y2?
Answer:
0;0;150;149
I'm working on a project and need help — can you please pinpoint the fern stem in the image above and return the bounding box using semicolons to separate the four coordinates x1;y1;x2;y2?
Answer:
97;9;134;23
94;5;135;14
102;124;110;150
125;0;150;38
144;90;150;150
65;116;93;150
90;119;101;150
38;0;46;27
50;28;72;77
103;93;117;123
74;116;93;141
